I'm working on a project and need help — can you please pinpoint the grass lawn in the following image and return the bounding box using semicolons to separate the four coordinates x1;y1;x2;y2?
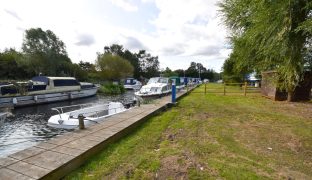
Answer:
66;83;312;179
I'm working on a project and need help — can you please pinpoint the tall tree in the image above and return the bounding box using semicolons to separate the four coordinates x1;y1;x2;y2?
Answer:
96;53;134;81
22;28;71;76
219;0;312;101
161;67;178;77
137;50;160;78
0;48;30;80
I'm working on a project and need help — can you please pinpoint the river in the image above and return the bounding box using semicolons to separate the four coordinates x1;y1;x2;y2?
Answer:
0;91;135;158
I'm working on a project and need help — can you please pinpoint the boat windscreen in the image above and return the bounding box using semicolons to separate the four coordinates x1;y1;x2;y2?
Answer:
147;78;159;84
158;78;169;84
125;79;135;85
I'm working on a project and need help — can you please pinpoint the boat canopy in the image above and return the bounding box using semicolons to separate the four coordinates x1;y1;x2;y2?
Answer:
169;76;181;85
32;76;79;86
124;78;136;85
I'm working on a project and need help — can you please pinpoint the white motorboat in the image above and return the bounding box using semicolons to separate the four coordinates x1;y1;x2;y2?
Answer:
124;78;142;90
48;102;127;129
0;76;98;108
135;77;171;97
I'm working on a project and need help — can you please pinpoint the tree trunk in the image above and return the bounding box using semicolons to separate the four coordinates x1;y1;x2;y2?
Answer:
287;90;294;102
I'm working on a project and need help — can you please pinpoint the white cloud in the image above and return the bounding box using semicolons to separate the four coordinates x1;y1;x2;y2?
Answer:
0;0;230;72
75;34;96;46
109;0;138;12
140;0;230;71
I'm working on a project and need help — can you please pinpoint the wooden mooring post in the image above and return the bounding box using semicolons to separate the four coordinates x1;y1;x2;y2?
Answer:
78;114;85;129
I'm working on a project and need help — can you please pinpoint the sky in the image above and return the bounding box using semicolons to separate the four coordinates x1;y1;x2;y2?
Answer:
0;0;231;72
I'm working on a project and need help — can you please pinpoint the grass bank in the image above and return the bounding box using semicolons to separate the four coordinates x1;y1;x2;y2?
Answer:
66;84;312;179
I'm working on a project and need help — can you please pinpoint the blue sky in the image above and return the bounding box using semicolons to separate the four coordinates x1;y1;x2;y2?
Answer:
0;0;231;72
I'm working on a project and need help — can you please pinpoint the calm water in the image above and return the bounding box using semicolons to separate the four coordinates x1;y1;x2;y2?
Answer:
0;91;135;158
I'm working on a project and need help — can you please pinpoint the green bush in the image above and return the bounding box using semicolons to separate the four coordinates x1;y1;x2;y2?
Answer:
98;83;125;94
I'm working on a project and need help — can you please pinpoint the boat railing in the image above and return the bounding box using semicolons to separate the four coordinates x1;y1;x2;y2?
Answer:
51;103;125;120
69;105;124;120
51;103;100;119
51;103;95;114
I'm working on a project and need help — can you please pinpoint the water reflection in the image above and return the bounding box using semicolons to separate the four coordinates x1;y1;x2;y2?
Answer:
0;91;135;157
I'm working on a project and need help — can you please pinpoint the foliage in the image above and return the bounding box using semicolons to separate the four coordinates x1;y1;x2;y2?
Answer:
103;44;160;79
161;67;178;77
96;53;134;81
184;62;220;81
98;83;125;94
22;28;72;76
79;61;96;72
0;48;31;80
222;54;247;83
219;0;312;101
137;50;160;78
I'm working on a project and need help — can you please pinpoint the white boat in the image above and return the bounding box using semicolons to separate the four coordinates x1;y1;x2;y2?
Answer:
124;78;142;90
0;76;98;108
48;102;127;129
135;77;171;97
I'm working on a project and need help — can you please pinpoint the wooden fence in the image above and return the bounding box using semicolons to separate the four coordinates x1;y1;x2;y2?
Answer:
192;82;261;96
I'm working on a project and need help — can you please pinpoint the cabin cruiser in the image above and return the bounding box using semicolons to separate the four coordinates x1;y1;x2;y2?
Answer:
0;76;98;108
48;102;128;129
169;76;184;90
124;78;142;90
135;77;171;97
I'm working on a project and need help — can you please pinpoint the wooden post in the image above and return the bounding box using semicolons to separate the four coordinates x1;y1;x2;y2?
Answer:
78;114;85;129
204;82;207;94
223;83;226;95
244;82;247;96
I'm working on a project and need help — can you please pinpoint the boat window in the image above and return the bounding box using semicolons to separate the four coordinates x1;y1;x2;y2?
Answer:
0;85;18;95
147;78;159;84
158;78;168;84
125;79;135;85
28;85;46;91
53;80;80;86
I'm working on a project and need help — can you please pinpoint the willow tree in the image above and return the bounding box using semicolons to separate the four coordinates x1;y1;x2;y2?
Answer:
219;0;312;101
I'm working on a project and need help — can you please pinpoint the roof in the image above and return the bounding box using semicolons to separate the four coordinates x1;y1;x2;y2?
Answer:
32;76;77;84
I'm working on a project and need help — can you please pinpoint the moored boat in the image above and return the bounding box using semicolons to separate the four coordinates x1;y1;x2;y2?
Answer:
0;76;98;108
169;76;184;90
135;77;171;97
124;78;142;90
47;102;128;129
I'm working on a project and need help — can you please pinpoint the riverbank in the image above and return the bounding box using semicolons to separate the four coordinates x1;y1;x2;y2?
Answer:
66;84;312;179
0;86;193;179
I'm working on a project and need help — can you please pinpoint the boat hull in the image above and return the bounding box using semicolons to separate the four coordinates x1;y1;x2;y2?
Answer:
0;87;98;108
124;84;141;90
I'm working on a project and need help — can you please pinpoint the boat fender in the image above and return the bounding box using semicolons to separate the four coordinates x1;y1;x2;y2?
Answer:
68;93;73;99
58;119;64;124
12;98;17;104
34;96;38;102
